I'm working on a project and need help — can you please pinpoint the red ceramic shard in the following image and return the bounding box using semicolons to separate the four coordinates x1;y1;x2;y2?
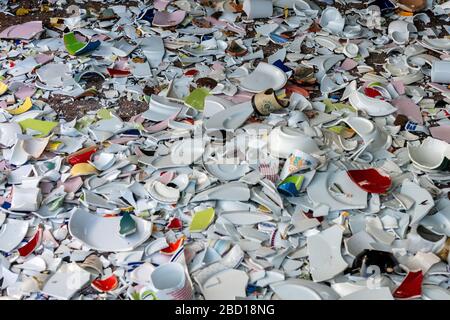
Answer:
18;227;43;257
347;168;392;194
106;68;131;77
67;146;97;166
184;69;198;77
393;270;423;299
91;274;119;292
364;87;383;99
160;237;184;255
167;217;183;230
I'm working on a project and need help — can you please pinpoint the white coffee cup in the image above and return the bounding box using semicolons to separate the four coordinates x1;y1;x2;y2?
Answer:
431;60;450;84
150;262;193;300
243;0;273;19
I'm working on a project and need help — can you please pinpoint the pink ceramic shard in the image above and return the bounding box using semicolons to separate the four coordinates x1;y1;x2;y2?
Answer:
430;125;450;143
0;21;44;40
340;58;358;71
152;10;186;27
392;96;423;124
154;0;172;10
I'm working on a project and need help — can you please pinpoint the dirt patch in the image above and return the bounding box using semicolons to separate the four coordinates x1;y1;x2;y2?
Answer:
365;51;388;73
115;97;149;121
45;95;102;121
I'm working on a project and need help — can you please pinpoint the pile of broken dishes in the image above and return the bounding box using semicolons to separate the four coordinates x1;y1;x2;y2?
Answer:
0;0;450;300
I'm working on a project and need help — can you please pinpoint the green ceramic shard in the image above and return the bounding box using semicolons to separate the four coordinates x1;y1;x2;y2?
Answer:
184;88;209;111
64;32;85;55
18;118;58;137
323;98;356;113
119;212;137;237
97;108;112;119
189;208;215;233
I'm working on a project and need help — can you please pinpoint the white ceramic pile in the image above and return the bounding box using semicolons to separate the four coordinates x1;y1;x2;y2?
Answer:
0;0;449;301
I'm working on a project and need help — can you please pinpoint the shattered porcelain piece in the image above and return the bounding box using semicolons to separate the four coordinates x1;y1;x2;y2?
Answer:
92;274;119;293
401;180;435;225
307;171;368;211
68;209;152;252
41;263;91;300
268;126;320;159
191;182;250;202
152;10;186;27
201;269;248;300
348;90;397;116
221;211;273;225
307;225;348;282
393;270;423;299
340;287;394;300
347;169;392;194
407;137;450;170
0;21;43;40
204;101;253;131
239;63;288;93
388;20;417;45
0;219;29;253
319;7;345;34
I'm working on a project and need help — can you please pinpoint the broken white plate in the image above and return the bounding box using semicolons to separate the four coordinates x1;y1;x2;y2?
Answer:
141;36;165;68
348;90;397;116
239;62;287;93
307;225;348;282
221;211;273;225
319;7;345;34
142;95;185;122
68;209;152;252
400;180;434;226
204;163;250;181
268;126;320;158
307;170;368;211
271;278;339;300
191;182;250;202
204;101;253;132
144;138;205;169
0;219;29;252
201;269;248;300
0;123;21;147
340;287;394;300
271;280;322;300
41;263;91;300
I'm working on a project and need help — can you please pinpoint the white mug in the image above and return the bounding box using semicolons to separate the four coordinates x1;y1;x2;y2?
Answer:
243;0;273;19
431;60;450;84
150;262;193;300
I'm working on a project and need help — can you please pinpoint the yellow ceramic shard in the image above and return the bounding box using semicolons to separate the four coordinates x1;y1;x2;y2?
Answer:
0;82;8;95
8;97;32;115
189;208;215;232
16;8;30;16
70;163;98;177
19;118;58;137
46;141;62;151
